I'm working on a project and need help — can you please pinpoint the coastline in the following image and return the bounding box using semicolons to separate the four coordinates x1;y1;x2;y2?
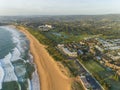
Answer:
17;26;71;90
0;25;36;90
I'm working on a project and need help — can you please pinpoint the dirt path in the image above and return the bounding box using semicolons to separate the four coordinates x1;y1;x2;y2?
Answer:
18;26;71;90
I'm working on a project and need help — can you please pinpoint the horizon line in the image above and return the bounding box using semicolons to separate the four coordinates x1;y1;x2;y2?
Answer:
0;13;120;17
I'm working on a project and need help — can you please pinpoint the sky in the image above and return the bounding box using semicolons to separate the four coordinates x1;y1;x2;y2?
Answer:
0;0;120;16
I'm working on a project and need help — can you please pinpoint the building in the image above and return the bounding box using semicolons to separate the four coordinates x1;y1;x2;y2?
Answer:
38;24;53;31
57;44;77;57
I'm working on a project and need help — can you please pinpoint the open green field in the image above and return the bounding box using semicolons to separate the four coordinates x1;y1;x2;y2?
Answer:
42;31;91;44
82;60;105;73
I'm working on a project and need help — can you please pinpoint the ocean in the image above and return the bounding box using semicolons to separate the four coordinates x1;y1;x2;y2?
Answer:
0;26;40;90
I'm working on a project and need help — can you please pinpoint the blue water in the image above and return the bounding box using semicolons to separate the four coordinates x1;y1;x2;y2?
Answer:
0;26;40;90
0;28;15;59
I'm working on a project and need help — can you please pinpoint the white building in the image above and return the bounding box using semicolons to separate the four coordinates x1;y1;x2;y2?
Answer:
57;44;77;57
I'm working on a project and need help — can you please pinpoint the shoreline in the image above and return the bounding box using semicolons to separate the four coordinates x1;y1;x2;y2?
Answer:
17;26;71;90
0;26;28;89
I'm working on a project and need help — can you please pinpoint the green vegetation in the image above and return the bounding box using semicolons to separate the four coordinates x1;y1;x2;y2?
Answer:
80;59;120;90
72;81;84;90
63;60;79;77
26;27;66;61
23;26;85;90
26;27;80;77
20;19;120;90
82;60;105;73
42;31;89;43
2;15;120;90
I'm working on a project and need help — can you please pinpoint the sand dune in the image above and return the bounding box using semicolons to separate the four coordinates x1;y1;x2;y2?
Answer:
18;26;71;90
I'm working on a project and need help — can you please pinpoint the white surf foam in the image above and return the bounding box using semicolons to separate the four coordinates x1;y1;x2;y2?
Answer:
11;47;21;62
0;63;4;89
0;26;40;90
0;53;18;82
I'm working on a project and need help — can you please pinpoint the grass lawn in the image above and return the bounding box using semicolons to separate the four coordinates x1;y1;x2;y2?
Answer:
82;60;105;74
43;31;92;44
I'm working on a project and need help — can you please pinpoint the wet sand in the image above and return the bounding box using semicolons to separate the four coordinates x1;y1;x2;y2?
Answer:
18;26;71;90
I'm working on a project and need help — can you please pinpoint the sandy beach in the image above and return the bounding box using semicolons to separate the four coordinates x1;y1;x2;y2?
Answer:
18;26;71;90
